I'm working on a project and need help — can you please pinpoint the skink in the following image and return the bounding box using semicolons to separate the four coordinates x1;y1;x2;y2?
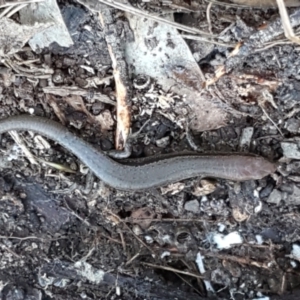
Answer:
0;115;277;191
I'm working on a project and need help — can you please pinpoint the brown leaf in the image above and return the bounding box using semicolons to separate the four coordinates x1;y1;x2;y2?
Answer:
131;207;156;229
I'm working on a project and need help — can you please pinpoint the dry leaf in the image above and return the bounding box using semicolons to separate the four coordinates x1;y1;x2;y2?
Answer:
161;182;185;195
95;110;114;131
192;179;217;196
131;207;156;229
232;207;249;222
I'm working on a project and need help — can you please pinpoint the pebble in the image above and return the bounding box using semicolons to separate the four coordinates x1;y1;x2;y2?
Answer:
184;199;199;213
267;189;282;205
281;142;300;159
239;127;254;150
285;118;300;133
287;185;300;205
156;136;170;148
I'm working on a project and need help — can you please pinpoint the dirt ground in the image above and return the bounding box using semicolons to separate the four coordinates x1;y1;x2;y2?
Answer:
1;0;300;299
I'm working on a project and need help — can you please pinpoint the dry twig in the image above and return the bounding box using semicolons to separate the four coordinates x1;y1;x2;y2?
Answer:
141;261;205;279
105;209;156;255
206;1;213;35
9;131;38;165
276;0;300;44
205;7;300;86
78;0;215;36
0;0;43;9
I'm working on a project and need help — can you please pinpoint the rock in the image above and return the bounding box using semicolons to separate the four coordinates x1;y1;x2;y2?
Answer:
267;189;282;205
184;199;199;213
239;127;254;149
281;142;300;159
285;118;300;134
155;136;170;148
287;184;300;205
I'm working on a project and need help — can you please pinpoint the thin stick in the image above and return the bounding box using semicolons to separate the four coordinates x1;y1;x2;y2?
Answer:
6;3;28;17
204;0;273;8
141;262;204;279
0;235;68;241
256;40;292;52
0;0;43;8
260;105;283;136
276;0;300;44
125;251;140;265
181;34;234;47
0;4;15;18
126;217;214;222
78;0;215;36
105;209;155;255
175;272;203;295
201;251;270;269
206;1;213;35
9;131;38;165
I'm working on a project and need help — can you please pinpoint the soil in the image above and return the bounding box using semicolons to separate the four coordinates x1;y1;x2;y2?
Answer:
1;0;300;299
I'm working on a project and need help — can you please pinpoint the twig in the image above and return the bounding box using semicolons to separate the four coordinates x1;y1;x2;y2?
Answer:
1;244;21;258
185;120;201;152
196;252;215;292
63;200;91;227
260;104;284;136
255;134;282;141
204;0;261;8
0;4;14;17
141;262;204;279
125;251;140;265
125;217;215;223
77;0;215;36
276;0;300;44
206;8;300;86
119;231;126;252
97;232;123;245
174;272;203;295
256;40;292;52
0;0;43;9
201;251;271;269
97;4;131;149
5;3;27;17
245;242;282;249
0;235;67;240
9;131;38;165
105;209;155;256
206;1;213;35
80;246;95;262
43;86;116;106
181;34;234;47
280;272;286;294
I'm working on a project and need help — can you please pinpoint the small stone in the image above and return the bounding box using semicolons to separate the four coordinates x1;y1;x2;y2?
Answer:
267;189;282;205
184;199;199;213
285;118;300;133
239;127;254;149
92;102;105;115
52;69;64;83
287;185;300;205
155;136;170;148
19;192;27;199
259;183;274;198
291;244;300;261
132;225;143;235
281;142;300;159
